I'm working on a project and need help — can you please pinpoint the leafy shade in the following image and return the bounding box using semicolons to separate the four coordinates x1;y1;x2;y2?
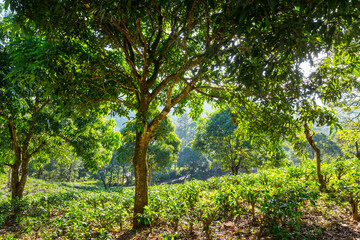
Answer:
115;113;181;185
0;33;120;200
7;0;360;227
193;109;284;175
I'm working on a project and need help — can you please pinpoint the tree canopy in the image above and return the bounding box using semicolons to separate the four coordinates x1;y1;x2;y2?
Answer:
0;26;120;200
193;109;285;175
5;0;360;228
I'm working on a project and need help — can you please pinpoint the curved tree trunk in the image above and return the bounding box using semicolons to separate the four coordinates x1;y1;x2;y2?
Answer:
133;131;151;229
304;123;326;192
10;155;30;215
99;168;108;189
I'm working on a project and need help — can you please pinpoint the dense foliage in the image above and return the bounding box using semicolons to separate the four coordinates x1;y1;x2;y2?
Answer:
0;31;120;200
5;0;360;227
1;0;360;234
1;158;360;239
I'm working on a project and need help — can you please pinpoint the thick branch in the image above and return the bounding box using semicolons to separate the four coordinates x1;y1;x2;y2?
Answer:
28;141;46;159
194;89;228;100
8;117;21;166
112;19;143;59
4;163;14;168
86;42;137;90
149;54;206;101
148;80;196;134
304;123;320;154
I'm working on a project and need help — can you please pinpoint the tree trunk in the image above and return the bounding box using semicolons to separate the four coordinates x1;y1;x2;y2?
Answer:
122;166;126;185
7;117;45;208
304;123;326;192
109;168;113;187
133;131;150;229
350;199;360;221
99;169;108;189
356;141;360;160
10;157;30;201
231;166;237;175
117;166;121;185
37;167;43;179
231;158;240;175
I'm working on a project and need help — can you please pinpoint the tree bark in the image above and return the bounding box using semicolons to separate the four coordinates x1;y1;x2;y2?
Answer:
350;199;360;221
231;157;241;175
304;123;326;192
231;165;238;175
117;166;121;185
356;141;360;160
122;166;126;185
37;167;43;179
99;169;108;189
133;131;151;229
109;164;113;187
10;157;30;201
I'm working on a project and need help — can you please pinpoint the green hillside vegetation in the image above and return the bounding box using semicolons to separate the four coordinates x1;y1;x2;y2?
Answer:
1;0;360;238
1;158;360;239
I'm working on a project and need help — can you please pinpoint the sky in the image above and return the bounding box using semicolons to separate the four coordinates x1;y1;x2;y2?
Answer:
0;0;5;18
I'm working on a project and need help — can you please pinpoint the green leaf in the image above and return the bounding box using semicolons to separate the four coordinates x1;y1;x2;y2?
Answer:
4;0;10;10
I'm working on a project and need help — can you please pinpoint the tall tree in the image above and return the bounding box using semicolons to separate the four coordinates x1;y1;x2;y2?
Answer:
193;109;277;175
7;0;359;227
0;28;120;201
177;146;210;176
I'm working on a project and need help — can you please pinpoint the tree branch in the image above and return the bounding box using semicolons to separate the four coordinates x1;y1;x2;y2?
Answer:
149;54;206;101
194;89;228;100
4;163;14;168
28;141;46;159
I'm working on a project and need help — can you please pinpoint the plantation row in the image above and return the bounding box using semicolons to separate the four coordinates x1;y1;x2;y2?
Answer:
1;158;359;239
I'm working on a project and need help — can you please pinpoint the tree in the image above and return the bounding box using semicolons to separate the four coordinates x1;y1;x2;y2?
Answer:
338;125;360;161
305;132;343;162
7;0;359;227
174;114;210;177
147;140;180;186
28;149;82;182
303;123;327;191
177;146;210;176
334;93;360;161
194;109;270;175
0;29;120;201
